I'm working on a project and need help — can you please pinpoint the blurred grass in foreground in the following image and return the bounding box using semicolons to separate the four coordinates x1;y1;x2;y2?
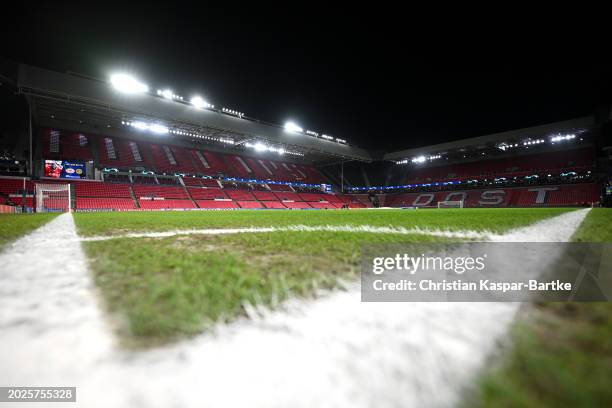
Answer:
0;213;58;249
472;208;612;408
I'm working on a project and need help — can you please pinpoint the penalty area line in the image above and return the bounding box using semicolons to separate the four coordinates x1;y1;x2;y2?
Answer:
80;224;491;242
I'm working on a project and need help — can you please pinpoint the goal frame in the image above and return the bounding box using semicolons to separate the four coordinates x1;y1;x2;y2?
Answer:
35;183;72;213
437;200;464;209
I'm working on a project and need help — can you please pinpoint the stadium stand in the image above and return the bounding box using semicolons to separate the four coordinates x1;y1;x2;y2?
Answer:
98;136;155;170
132;185;189;199
282;201;312;209
40;129;329;184
252;190;278;201
401;147;595;184
273;191;303;201
262;201;286;209
41;129;94;161
385;184;599;208
187;188;227;200
6;119;599;213
268;184;293;191
77;198;135;210
225;189;256;201
139;199;195;209
74;181;131;198
226;155;252;178
196;200;239;209
237;201;263;209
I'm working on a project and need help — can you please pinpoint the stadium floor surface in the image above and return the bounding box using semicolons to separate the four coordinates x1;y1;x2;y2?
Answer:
0;208;606;407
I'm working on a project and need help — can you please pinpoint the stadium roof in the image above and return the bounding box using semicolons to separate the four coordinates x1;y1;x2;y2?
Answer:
13;63;374;163
383;116;595;162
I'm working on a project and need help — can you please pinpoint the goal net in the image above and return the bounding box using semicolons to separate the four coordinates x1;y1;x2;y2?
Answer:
437;200;464;209
35;183;71;213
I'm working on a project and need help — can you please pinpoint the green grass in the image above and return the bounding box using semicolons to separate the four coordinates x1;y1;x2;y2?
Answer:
75;207;577;348
74;208;573;236
85;231;447;347
0;213;59;249
472;208;612;408
572;208;612;242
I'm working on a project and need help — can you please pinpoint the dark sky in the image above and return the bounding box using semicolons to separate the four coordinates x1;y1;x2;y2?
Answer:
3;3;611;151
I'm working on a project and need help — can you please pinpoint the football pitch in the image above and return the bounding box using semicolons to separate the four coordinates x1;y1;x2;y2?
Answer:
1;207;610;407
71;207;575;345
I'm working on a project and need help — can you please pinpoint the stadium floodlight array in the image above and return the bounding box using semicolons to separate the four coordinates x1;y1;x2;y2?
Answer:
283;123;347;146
244;142;304;156
190;96;214;109
550;133;576;143
157;89;183;101
109;73;351;146
121;120;235;145
168;129;234;144
523;138;545;146
284;121;304;133
393;155;444;165
349;167;593;192
350;180;462;191
409;154;442;164
109;74;351;146
122;121;169;134
222;108;244;118
497;142;520;151
110;74;149;94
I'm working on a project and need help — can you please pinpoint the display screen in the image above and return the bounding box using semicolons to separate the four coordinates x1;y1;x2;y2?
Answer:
44;160;86;179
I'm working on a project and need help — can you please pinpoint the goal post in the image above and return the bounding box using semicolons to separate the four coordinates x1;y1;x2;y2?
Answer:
35;183;71;213
437;200;464;209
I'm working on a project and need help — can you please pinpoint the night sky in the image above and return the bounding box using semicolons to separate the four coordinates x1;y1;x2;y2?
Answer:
3;4;611;152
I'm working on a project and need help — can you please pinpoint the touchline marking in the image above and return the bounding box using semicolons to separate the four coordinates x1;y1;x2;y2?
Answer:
0;209;591;408
81;224;491;241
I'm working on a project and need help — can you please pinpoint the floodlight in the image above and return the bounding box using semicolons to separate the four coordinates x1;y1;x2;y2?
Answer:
149;124;169;134
110;74;148;94
161;89;173;99
131;121;149;130
191;96;209;109
284;121;303;133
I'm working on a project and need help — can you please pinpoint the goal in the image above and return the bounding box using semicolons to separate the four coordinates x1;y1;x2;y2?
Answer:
35;183;71;213
437;200;464;209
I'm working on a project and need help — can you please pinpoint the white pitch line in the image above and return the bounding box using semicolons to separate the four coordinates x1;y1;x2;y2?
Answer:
0;209;591;408
0;213;116;405
81;224;490;241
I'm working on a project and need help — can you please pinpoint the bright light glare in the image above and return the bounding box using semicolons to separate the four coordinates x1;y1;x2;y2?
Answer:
110;74;148;94
254;142;266;152
149;124;169;134
191;96;211;109
161;89;173;99
284;121;303;133
131;121;149;130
